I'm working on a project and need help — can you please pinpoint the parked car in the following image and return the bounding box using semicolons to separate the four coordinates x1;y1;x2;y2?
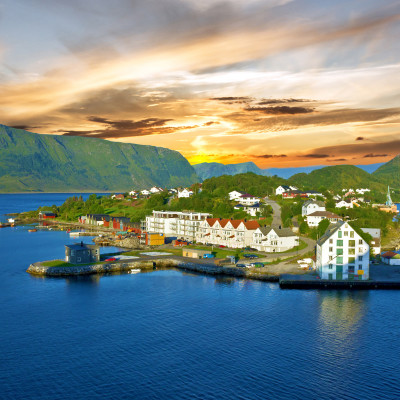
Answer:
219;245;227;248
243;254;259;259
249;262;264;268
105;257;117;262
236;264;246;268
244;247;257;251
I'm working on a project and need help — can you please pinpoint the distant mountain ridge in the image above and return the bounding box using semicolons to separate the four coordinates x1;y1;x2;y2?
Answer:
0;125;199;192
193;161;384;180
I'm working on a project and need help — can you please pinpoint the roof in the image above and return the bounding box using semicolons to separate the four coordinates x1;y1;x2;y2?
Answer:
260;226;296;237
278;185;291;190
317;221;345;246
65;243;99;250
381;251;400;259
39;211;56;215
240;193;258;198
308;211;341;218
303;200;325;207
204;218;259;230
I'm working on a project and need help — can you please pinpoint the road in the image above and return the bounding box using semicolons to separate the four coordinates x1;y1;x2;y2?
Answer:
264;198;282;226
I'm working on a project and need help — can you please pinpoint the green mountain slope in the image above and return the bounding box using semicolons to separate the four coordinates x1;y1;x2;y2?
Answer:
0;125;199;192
372;155;400;187
289;165;385;191
193;161;269;180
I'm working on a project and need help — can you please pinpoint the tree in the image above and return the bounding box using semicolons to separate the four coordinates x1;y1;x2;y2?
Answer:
317;219;330;237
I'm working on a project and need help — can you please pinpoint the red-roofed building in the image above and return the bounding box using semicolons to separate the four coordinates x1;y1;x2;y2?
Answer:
381;251;400;265
196;218;260;248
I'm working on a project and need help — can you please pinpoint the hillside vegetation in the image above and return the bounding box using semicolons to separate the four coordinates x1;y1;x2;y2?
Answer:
0;124;199;192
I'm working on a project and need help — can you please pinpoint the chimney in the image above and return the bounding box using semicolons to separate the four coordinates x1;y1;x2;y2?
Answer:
244;218;247;222
279;225;281;229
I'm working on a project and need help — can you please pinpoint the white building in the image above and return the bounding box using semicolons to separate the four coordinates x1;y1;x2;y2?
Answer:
275;185;291;195
316;221;370;280
361;228;381;255
141;189;150;196
336;199;354;209
234;203;261;217
145;210;211;241
129;190;137;196
301;200;326;217
150;186;163;194
238;194;260;206
356;188;370;194
252;226;299;252
229;190;245;201
381;251;400;265
178;188;193;198
196;218;260;248
307;211;342;227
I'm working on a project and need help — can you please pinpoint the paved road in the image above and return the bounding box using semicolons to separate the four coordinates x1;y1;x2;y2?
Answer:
264;198;282;226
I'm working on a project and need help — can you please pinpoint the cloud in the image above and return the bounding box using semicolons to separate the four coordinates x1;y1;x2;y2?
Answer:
245;106;315;115
356;137;364;140
298;153;331;158
254;154;287;158
328;158;348;162
202;121;219;126
257;98;313;105
363;153;388;158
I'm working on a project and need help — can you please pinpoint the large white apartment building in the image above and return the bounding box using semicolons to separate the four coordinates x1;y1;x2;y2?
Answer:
145;211;211;241
196;218;260;248
316;221;370;280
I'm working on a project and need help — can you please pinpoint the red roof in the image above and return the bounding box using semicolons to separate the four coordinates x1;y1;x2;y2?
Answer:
382;251;398;259
206;218;219;227
244;220;260;230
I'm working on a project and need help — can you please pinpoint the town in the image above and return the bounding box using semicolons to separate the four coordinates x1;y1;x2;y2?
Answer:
22;173;400;286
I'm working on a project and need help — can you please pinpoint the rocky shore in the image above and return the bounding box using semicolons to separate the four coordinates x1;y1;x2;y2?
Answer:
27;257;280;282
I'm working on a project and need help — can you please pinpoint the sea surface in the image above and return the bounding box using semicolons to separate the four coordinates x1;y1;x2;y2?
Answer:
1;194;400;400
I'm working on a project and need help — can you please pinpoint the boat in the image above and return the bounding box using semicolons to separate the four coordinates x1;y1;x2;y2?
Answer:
129;269;141;274
28;229;37;232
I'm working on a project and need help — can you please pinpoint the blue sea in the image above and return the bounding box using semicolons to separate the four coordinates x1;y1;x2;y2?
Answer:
1;194;400;399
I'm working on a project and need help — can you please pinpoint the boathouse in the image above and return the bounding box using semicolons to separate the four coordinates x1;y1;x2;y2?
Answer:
65;242;100;264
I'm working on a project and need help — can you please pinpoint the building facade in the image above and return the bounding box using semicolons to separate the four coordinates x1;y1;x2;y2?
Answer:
301;200;325;217
316;221;370;280
306;211;342;227
65;243;100;264
196;218;260;248
252;226;299;252
144;210;211;241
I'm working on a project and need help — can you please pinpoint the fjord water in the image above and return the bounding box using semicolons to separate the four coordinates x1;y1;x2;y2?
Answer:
1;195;400;400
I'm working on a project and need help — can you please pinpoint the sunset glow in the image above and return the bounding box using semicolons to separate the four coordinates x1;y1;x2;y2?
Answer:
1;0;400;167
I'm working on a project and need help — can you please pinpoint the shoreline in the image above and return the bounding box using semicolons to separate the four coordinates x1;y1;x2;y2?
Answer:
27;256;400;290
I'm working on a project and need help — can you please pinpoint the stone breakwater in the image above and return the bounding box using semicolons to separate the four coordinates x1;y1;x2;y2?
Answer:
27;257;279;282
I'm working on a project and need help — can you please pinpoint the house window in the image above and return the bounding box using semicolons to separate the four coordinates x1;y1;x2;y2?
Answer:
348;257;355;264
337;240;343;247
329;247;333;252
349;240;355;247
350;231;354;238
328;264;333;269
338;231;342;238
359;239;363;245
359;247;363;253
344;231;348;236
336;256;343;265
349;248;355;255
329;239;333;244
328;274;333;280
358;256;363;261
337;249;343;255
358;265;363;270
77;257;81;262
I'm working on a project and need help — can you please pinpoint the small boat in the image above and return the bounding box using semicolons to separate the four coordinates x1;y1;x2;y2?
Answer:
28;229;37;232
129;268;141;274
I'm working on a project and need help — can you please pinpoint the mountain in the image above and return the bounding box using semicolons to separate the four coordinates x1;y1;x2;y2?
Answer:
192;161;267;180
288;165;384;191
193;161;386;180
372;156;400;187
0;125;199;192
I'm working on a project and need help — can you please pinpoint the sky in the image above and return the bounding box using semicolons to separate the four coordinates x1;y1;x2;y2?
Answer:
0;0;400;168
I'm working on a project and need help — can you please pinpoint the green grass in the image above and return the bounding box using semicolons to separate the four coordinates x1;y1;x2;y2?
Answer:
42;260;73;267
274;239;308;254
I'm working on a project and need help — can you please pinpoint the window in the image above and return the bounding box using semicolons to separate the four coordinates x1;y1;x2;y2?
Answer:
328;273;333;280
359;247;363;253
336;256;343;265
329;239;333;244
344;231;348;236
349;240;355;247
337;249;343;255
358;256;363;261
350;231;354;238
348;248;355;255
348;266;355;273
328;264;333;269
338;231;342;238
337;240;343;247
359;239;363;245
348;257;355;264
358;265;363;270
329;247;333;252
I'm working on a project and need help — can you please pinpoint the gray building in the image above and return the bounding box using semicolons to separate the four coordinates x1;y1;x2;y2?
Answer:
65;243;100;264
